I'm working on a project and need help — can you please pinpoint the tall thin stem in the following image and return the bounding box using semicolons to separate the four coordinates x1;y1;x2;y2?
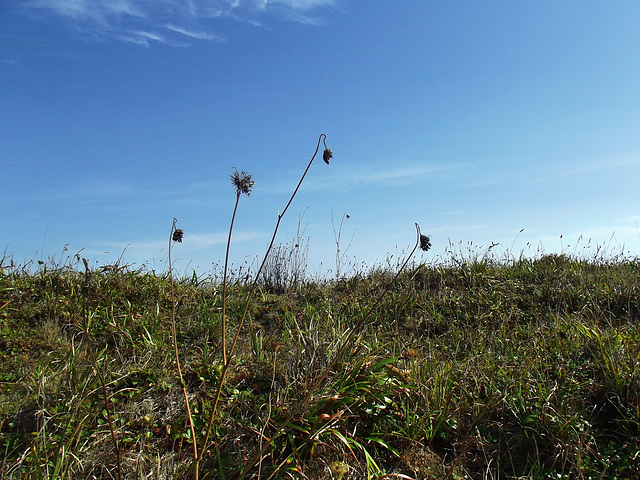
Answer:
221;192;241;365
199;133;329;459
169;219;198;479
332;212;353;278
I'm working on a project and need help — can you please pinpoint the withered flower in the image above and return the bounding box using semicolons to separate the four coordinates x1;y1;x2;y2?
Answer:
230;167;255;196
323;148;333;164
419;234;431;252
172;229;184;243
322;147;333;165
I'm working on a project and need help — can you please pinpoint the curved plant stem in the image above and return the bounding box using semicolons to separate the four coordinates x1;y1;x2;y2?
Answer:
169;219;199;480
199;134;328;460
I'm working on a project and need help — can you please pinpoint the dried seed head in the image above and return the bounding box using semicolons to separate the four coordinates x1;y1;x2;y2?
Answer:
230;167;255;196
172;229;184;243
323;148;333;164
419;234;431;252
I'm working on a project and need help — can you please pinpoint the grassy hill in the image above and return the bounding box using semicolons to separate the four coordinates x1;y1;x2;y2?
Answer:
1;253;639;479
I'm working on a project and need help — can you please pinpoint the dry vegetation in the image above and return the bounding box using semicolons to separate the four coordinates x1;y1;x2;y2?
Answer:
1;250;639;479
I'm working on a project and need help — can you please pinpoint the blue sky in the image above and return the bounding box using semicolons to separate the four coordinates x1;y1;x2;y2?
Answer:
2;1;640;276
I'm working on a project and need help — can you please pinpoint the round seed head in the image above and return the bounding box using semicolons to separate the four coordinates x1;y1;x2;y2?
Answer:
230;167;255;196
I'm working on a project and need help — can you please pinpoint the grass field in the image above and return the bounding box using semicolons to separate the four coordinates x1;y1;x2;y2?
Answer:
1;247;639;479
2;137;639;479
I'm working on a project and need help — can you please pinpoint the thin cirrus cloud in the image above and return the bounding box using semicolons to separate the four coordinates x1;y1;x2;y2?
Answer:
324;162;463;190
26;0;337;45
124;30;172;46
260;162;454;195
101;231;264;258
28;0;145;24
549;154;640;178
356;163;460;184
165;24;223;41
264;0;336;11
256;162;464;195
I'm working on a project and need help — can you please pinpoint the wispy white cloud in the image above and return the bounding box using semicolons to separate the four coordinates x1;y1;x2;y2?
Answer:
102;230;263;255
187;231;263;248
325;162;464;190
132;30;167;42
430;224;489;233
118;33;155;47
261;0;337;25
119;29;192;47
25;0;338;45
263;161;464;195
549;153;640;177
29;0;144;24
269;0;336;11
166;24;224;41
356;163;457;184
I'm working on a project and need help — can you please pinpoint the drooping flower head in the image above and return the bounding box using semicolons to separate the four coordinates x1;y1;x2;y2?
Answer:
172;229;184;243
230;167;255;196
419;234;431;252
323;147;333;164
